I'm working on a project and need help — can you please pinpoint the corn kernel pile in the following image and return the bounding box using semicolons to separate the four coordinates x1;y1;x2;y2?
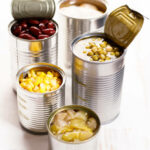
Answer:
83;38;122;62
50;109;97;142
20;69;62;93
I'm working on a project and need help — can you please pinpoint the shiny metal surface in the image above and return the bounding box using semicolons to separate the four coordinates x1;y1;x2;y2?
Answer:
9;20;58;90
57;0;108;68
16;63;66;133
47;105;100;150
71;32;126;124
12;0;56;19
105;5;144;49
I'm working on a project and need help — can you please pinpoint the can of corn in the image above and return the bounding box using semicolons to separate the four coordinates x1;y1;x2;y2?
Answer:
57;0;108;69
9;0;58;91
47;105;100;150
71;5;144;124
16;63;66;133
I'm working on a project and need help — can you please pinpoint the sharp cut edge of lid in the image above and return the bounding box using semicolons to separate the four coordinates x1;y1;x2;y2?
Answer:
104;5;144;49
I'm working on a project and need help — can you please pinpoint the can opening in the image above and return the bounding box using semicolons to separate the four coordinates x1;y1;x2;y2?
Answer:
59;0;107;19
9;19;58;41
47;105;100;144
18;64;65;94
72;33;124;64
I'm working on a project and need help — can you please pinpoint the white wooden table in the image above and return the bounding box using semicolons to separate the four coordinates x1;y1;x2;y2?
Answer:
0;0;150;150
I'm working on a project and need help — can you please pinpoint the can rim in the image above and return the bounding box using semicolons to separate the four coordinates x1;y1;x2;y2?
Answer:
71;32;127;65
16;63;66;96
46;105;101;145
8;20;59;42
57;0;108;21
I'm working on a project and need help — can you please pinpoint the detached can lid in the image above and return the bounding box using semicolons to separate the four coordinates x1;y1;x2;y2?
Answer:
104;5;144;49
11;0;55;20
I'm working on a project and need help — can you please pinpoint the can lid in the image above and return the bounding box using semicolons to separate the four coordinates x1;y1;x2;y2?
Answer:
104;5;144;49
11;0;55;20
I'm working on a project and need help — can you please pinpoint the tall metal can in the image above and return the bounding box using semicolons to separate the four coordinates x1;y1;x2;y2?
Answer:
57;0;108;69
16;63;66;133
47;105;101;150
9;0;58;90
71;5;144;124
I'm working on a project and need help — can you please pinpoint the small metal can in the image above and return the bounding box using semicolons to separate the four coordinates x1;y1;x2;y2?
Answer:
71;5;144;124
11;0;55;19
9;0;58;90
16;63;66;133
9;20;58;90
57;0;108;69
47;105;100;150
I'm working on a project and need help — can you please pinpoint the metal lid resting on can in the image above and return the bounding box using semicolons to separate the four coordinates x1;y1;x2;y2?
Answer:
11;0;55;20
104;5;144;49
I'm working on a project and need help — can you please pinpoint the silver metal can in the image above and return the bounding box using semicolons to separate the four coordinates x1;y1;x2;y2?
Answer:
9;20;58;90
57;0;108;69
16;63;66;133
11;0;55;20
47;105;101;150
71;5;144;124
71;32;125;124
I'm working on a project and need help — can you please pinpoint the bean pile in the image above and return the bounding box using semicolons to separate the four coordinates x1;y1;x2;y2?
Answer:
19;69;62;93
83;38;122;62
11;19;56;40
50;109;97;142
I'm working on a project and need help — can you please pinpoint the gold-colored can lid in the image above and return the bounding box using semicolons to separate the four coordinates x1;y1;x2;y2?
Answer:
104;5;144;49
11;0;55;20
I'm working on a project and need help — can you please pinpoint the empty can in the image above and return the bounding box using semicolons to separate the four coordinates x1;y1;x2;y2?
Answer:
16;63;66;133
47;105;100;150
71;5;144;124
57;0;108;69
9;0;58;90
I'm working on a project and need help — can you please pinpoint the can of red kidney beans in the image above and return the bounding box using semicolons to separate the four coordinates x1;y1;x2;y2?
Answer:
57;0;108;69
8;0;58;90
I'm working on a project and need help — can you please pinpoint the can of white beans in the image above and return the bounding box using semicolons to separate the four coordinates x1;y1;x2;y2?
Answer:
57;0;108;69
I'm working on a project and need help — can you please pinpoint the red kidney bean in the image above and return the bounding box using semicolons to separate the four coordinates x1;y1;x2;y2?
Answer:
12;25;22;36
38;34;49;39
29;26;42;36
42;28;55;35
20;22;28;29
19;33;36;40
28;19;40;25
47;22;55;29
41;19;49;24
39;23;46;30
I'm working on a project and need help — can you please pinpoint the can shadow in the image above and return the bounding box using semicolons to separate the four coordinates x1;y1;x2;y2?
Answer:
1;89;19;127
22;133;49;150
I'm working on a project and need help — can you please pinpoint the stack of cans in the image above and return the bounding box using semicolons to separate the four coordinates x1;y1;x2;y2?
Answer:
8;0;144;149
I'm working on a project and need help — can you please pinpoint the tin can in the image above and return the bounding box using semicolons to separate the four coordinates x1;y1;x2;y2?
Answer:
9;20;58;90
11;0;55;20
16;63;66;133
71;5;144;124
9;0;58;90
57;0;108;69
47;105;100;150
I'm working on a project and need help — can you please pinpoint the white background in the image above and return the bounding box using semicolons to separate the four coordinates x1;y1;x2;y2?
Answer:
0;0;150;150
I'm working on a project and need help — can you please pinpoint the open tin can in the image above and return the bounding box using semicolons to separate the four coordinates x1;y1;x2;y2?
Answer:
57;0;108;69
16;63;66;133
47;105;100;150
9;0;58;90
71;5;144;124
